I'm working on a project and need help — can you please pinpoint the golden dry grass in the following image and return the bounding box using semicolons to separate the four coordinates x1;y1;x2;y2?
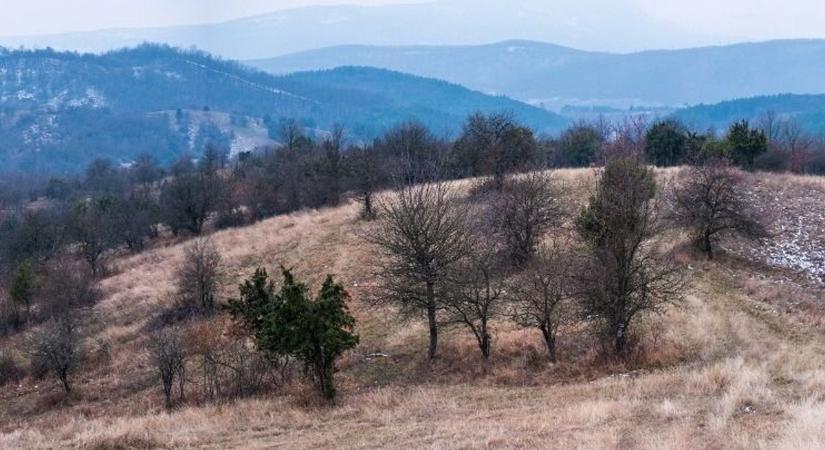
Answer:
3;168;825;449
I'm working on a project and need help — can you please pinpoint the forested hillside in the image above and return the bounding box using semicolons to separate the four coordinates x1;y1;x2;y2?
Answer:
673;94;825;132
0;44;564;173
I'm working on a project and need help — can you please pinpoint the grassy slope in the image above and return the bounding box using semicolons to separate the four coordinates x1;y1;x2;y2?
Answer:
3;169;825;449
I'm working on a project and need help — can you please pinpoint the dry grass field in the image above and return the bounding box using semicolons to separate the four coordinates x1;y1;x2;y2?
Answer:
3;168;825;449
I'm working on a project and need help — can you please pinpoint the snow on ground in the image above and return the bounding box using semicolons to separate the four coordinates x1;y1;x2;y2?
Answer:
732;174;825;283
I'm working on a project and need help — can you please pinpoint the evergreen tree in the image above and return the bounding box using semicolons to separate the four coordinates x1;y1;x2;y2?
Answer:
229;268;358;400
9;261;35;318
725;120;768;169
576;157;683;355
645;120;688;166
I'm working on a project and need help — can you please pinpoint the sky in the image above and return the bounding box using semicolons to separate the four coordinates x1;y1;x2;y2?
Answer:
1;0;824;42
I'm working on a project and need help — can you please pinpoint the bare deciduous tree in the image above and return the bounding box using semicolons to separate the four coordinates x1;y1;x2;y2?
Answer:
176;238;223;313
368;180;471;361
149;328;187;409
28;316;82;394
443;238;506;362
508;242;576;362
492;171;565;265
345;146;387;221
670;159;767;259
39;260;102;321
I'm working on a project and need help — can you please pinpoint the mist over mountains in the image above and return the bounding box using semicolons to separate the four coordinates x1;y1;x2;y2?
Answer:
0;0;710;59
250;39;825;108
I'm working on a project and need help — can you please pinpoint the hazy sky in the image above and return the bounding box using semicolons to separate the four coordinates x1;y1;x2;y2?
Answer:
2;0;824;42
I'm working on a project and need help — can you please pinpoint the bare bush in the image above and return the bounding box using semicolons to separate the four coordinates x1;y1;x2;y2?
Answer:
508;242;576;362
27;316;82;394
444;238;507;362
176;238;223;313
670;159;768;259
187;322;288;401
0;350;24;386
40;261;99;315
492;171;565;265
148;328;187;409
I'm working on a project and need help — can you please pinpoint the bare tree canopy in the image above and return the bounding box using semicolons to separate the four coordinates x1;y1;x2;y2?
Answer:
176;238;223;314
507;242;576;362
492;171;565;265
670;159;767;259
443;237;507;362
368;180;471;361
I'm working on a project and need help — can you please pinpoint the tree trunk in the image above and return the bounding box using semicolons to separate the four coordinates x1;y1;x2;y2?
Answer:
426;282;438;361
480;332;491;362
614;322;627;356
319;362;336;401
703;231;713;260
540;325;557;363
363;192;374;220
60;371;71;394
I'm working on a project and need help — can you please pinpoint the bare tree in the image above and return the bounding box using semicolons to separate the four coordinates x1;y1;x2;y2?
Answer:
376;122;442;183
454;113;538;191
176;238;223;313
368;180;471;361
38;260;102;321
148;328;187;409
508;242;575;362
778;119;814;173
69;197;119;276
577;156;683;355
345;146;388;221
492;171;565;265
757;110;782;145
443;237;506;362
600;116;648;161
670;159;767;259
28;316;82;394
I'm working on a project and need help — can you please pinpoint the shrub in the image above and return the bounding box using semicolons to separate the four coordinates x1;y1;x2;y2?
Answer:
229;268;359;401
670;159;767;259
492;171;565;265
27;316;83;393
175;238;223;314
576;156;684;355
0;351;24;386
148;328;187;409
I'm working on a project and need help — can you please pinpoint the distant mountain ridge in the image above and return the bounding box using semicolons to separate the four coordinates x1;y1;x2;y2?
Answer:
0;44;565;173
249;39;825;108
672;94;825;132
0;0;710;59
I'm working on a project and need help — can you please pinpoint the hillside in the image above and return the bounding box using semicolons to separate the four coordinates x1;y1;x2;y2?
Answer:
0;44;563;173
250;39;825;108
3;168;825;449
672;94;825;132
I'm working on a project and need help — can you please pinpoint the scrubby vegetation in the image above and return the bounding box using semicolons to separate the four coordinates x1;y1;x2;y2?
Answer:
3;112;825;448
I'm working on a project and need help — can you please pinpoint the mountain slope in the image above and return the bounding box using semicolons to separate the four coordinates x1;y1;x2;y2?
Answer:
0;45;564;173
0;0;709;59
672;94;825;131
279;66;568;137
249;39;825;108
